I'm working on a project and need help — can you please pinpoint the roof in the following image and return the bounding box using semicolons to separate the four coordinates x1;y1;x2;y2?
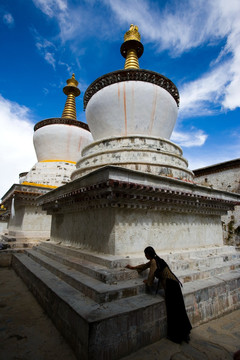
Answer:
193;158;240;177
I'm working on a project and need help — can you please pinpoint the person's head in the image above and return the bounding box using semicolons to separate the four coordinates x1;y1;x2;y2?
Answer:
144;246;156;260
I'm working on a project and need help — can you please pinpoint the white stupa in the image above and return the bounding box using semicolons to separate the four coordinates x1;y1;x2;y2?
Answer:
1;74;92;243
39;25;239;255
21;74;93;188
72;25;192;181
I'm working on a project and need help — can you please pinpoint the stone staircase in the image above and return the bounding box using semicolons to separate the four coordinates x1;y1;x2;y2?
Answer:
10;241;240;360
1;233;40;249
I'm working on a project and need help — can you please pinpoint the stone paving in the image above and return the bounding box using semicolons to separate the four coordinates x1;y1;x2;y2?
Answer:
0;267;239;360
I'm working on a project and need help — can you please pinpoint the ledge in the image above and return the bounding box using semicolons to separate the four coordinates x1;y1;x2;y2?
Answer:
83;69;179;109
34;118;90;132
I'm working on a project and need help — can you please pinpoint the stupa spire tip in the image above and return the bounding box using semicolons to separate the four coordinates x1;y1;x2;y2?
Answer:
120;24;144;70
61;74;80;120
124;24;141;43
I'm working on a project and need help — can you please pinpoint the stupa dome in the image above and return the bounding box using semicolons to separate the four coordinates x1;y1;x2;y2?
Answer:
84;69;178;141
33;117;92;163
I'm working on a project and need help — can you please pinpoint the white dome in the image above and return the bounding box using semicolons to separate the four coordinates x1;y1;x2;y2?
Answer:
84;72;179;142
33;119;93;163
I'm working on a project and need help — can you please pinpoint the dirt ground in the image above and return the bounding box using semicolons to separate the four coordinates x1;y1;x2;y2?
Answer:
0;267;77;360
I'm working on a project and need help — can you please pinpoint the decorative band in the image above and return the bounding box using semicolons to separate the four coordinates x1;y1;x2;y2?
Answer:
21;182;58;189
34;118;90;132
84;69;179;109
40;160;76;164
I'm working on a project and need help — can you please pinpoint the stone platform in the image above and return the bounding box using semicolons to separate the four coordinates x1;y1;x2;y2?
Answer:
1;267;239;360
8;241;240;360
1;183;52;245
38;166;240;254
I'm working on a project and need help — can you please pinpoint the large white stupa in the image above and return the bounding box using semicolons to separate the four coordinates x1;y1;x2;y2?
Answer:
72;25;192;181
39;25;238;255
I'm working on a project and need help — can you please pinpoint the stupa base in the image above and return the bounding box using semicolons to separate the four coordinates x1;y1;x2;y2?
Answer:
71;136;193;181
39;166;239;255
21;160;76;188
1;184;52;249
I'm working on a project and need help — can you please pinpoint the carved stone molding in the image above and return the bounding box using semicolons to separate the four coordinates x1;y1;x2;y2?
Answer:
84;69;180;109
2;184;51;206
39;178;238;216
34;118;90;132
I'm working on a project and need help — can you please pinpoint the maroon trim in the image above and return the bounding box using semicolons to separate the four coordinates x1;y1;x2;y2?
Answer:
84;69;179;109
34;118;90;132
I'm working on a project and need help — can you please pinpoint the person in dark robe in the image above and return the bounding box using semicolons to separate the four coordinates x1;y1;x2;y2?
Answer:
126;246;192;343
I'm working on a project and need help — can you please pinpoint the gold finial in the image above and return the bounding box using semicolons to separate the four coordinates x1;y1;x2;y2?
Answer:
61;74;81;120
120;25;144;69
124;24;141;42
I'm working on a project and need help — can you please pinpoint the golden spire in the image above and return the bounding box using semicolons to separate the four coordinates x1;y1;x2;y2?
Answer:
61;74;80;120
120;24;144;69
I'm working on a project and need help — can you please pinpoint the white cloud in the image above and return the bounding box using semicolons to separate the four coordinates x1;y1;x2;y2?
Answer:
178;62;230;118
0;95;36;199
105;0;238;54
34;31;57;69
44;52;56;69
186;147;240;171
106;0;240;114
171;128;208;147
3;13;14;28
183;127;240;170
31;0;240;116
32;0;67;17
58;60;72;73
32;0;116;45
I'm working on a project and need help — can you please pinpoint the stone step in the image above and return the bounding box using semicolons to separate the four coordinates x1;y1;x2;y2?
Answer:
1;234;41;243
11;251;240;360
170;252;240;272
41;241;240;270
34;245;139;283
1;234;16;242
177;259;240;283
8;242;37;249
34;243;240;287
36;241;240;279
25;249;146;303
38;241;132;268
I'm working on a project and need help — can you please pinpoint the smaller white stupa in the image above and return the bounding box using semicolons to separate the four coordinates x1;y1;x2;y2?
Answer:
21;74;93;189
1;75;92;243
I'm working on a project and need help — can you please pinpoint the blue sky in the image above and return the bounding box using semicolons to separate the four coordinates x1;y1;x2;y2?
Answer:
0;0;240;198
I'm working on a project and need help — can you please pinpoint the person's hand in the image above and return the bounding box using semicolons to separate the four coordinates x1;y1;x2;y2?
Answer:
143;279;148;284
126;264;134;269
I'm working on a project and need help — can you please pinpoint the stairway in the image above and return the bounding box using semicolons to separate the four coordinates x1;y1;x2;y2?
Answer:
11;241;240;360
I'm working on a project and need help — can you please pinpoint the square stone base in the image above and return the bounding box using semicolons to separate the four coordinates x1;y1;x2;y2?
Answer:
39;166;240;255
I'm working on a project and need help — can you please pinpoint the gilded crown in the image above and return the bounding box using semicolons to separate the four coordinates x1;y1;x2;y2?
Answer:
66;74;78;87
124;24;141;42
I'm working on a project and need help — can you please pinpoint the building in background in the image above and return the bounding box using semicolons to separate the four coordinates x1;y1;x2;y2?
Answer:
193;158;240;247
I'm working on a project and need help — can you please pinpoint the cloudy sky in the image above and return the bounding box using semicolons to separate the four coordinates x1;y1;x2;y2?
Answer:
0;0;240;199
